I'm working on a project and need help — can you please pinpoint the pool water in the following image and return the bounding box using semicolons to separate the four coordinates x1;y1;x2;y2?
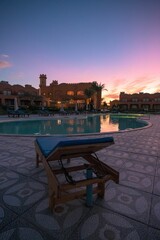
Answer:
0;114;148;135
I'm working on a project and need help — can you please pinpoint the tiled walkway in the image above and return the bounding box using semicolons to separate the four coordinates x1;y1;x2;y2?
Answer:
0;114;160;239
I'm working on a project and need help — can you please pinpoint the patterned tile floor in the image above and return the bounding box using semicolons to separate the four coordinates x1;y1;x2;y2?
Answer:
0;114;160;239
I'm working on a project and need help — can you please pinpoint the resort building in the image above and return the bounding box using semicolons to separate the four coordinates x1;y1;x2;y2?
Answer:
0;81;43;110
117;92;160;112
39;74;102;110
0;75;102;111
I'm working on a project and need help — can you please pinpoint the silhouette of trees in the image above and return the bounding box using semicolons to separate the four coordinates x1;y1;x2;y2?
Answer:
84;81;105;110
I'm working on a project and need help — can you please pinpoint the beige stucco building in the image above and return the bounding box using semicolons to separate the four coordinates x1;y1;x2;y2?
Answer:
0;75;102;111
110;92;160;112
39;74;102;110
0;81;42;109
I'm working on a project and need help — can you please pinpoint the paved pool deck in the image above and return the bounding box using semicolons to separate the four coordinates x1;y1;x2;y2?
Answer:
0;114;160;239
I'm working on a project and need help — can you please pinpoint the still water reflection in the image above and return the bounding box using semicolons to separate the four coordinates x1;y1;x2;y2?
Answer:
0;114;148;135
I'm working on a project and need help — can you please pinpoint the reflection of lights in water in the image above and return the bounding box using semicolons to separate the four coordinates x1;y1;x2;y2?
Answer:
57;119;62;125
0;114;147;135
67;127;74;133
77;119;85;124
102;114;108;120
77;127;84;133
100;115;119;132
45;121;51;126
68;119;75;125
100;115;109;123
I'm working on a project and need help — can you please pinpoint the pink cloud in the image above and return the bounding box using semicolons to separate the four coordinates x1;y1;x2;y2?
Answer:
103;74;160;103
0;61;12;69
107;93;119;99
124;76;157;94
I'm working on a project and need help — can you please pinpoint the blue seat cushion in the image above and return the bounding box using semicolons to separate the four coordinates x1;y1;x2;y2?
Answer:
36;136;114;158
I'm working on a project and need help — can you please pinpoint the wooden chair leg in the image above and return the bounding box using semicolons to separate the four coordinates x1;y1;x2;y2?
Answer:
98;182;105;198
49;190;56;210
36;153;39;167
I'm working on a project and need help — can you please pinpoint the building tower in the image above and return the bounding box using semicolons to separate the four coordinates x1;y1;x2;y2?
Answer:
39;74;47;87
39;74;47;96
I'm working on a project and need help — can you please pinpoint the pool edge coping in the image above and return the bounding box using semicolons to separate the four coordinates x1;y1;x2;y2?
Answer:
0;114;152;137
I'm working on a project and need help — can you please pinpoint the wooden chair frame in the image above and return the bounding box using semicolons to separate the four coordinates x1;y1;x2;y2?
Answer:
35;138;119;210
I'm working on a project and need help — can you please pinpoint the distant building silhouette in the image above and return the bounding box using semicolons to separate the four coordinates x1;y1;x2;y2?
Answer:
110;92;160;112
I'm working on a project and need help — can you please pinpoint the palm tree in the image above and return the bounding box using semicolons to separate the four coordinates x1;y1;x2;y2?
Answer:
84;88;94;110
91;81;105;92
91;81;105;110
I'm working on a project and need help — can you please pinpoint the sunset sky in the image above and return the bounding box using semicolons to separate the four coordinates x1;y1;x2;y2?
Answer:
0;0;160;103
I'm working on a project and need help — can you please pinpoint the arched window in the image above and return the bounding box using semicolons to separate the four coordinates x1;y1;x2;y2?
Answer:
77;91;84;96
67;91;74;96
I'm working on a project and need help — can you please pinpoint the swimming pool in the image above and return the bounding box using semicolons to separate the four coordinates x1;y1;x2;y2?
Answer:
0;114;148;136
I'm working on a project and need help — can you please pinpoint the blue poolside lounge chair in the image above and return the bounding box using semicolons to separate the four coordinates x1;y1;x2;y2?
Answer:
35;136;119;210
7;109;30;117
38;109;54;116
